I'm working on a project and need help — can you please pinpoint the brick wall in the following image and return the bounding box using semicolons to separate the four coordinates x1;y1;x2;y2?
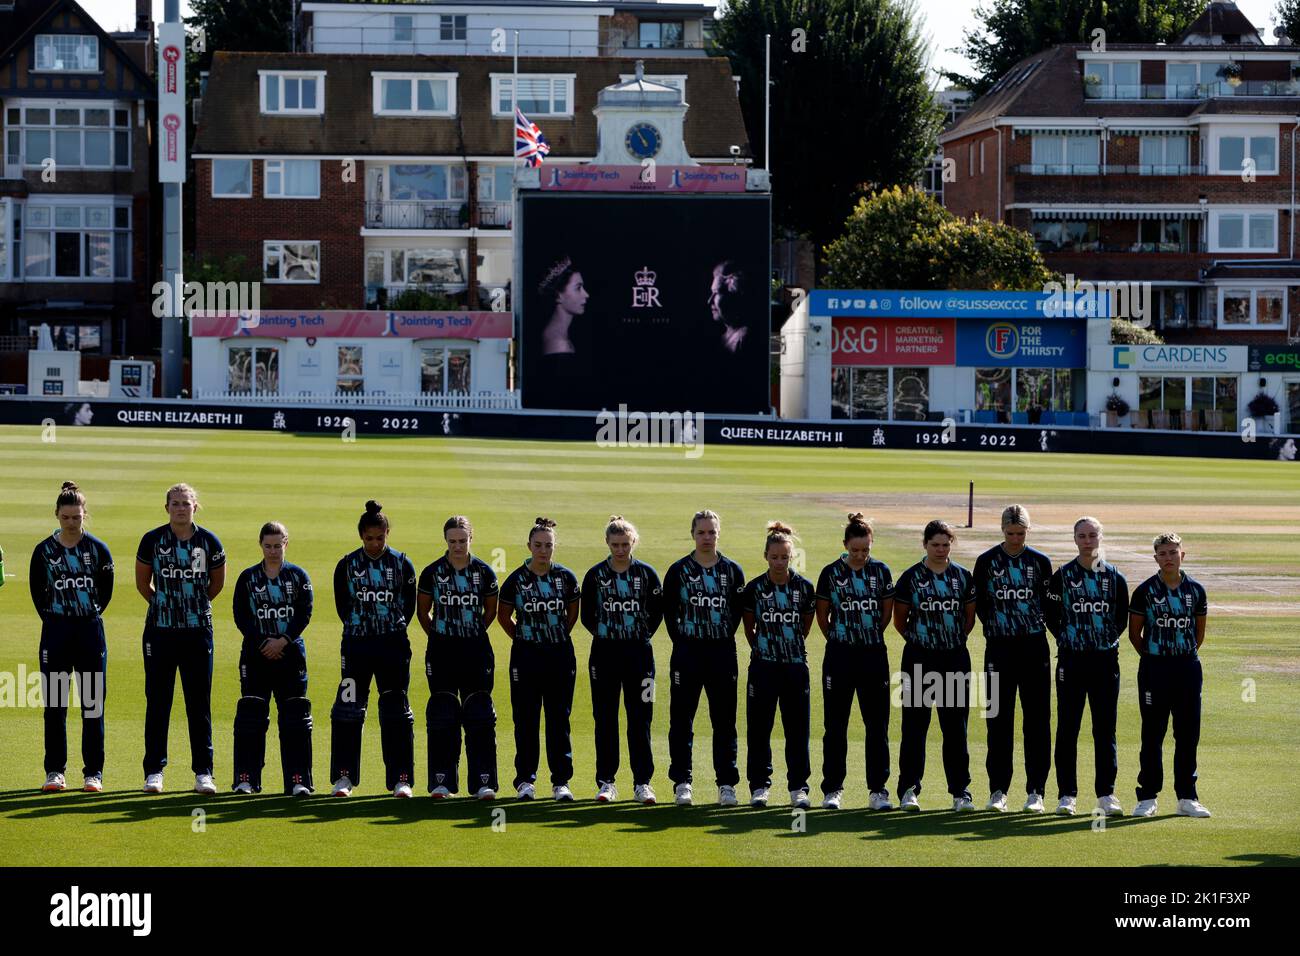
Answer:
194;158;364;309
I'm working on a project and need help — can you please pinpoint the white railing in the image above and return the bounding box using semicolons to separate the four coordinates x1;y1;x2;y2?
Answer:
193;389;520;410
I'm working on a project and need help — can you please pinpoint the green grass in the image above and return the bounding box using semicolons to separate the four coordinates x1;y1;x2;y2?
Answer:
1;425;1297;866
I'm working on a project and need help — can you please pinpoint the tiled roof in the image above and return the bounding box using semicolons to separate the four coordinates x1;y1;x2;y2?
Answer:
193;51;751;158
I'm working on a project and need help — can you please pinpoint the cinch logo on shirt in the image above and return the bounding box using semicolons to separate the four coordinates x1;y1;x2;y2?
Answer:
53;576;95;591
357;587;394;603
1072;599;1108;614
995;586;1033;601
1155;614;1193;629
919;596;959;613
523;596;564;613
257;606;294;620
689;593;728;609
603;597;642;614
438;592;480;608
159;564;204;580
759;607;801;625
841;596;879;613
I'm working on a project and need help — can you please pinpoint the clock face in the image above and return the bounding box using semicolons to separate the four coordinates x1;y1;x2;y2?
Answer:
625;122;662;159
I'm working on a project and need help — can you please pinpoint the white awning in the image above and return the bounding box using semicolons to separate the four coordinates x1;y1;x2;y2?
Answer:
1013;127;1104;137
1028;206;1207;220
1109;128;1194;136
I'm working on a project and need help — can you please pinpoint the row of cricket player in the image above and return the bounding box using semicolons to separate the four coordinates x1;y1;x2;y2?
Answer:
25;480;1212;819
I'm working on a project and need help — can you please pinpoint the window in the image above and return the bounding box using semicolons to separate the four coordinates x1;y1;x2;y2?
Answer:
227;345;279;395
373;74;455;116
1030;134;1099;173
830;368;888;420
260;72;324;115
440;14;467;41
10;104;130;169
420;346;471;394
493;75;573;115
1166;63;1198;98
1191;376;1237;412
893;368;930;421
35;35;98;72
1217;287;1286;328
1137;219;1185;252
1084;60;1139;98
1211;211;1276;252
1139;136;1189;173
22;201;130;281
211;158;251;197
393;14;413;43
975;367;1011;413
264;159;320;198
337;346;364;393
1031;218;1100;252
1140;376;1236;414
0;199;7;280
263;241;319;283
979;141;985;174
638;22;684;49
1215;130;1277;174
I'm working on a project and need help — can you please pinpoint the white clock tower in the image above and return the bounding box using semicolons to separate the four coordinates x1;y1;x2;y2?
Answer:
592;60;695;166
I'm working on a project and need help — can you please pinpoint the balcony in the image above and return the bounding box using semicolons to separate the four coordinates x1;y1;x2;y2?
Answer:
307;24;600;56
1036;240;1207;255
1084;81;1300;100
364;283;510;312
1013;164;1207;176
364;200;466;231
363;200;513;231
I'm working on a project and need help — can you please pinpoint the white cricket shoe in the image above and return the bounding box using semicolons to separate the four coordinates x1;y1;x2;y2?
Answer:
331;776;353;797
634;784;656;805
791;789;811;810
195;774;217;796
750;786;770;808
1176;798;1211;818
986;790;1008;812
41;772;66;793
1023;792;1045;813
822;790;843;810
1132;798;1158;817
553;784;575;802
1097;794;1123;816
1057;795;1077;816
516;782;536;801
674;782;693;806
718;785;738;807
474;787;496;801
868;790;894;811
393;782;413;799
82;775;103;793
233;781;255;795
430;785;452;799
596;783;618;803
953;794;976;812
900;787;921;812
143;773;164;794
292;784;311;797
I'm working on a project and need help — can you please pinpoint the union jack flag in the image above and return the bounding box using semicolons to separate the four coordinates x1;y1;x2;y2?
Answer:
515;107;551;167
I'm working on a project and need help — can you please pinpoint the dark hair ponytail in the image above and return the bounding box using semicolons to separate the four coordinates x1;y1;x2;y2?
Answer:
358;499;390;535
55;481;87;515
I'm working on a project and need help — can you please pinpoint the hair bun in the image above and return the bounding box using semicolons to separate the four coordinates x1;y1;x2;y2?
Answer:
365;500;383;514
766;520;794;535
847;511;865;523
62;481;79;492
608;514;622;522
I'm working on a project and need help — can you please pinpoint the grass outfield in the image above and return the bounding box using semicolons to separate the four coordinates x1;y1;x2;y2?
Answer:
0;424;1297;866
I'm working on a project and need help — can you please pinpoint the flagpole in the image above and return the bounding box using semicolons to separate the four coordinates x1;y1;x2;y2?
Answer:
764;33;771;174
512;30;519;174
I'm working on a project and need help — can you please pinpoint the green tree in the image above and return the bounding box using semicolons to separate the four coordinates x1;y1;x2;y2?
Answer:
1275;0;1300;44
823;186;1055;290
714;0;942;251
185;0;293;96
946;0;1203;94
1110;317;1165;344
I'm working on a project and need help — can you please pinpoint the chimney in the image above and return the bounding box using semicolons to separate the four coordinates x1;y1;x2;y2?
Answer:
136;0;152;33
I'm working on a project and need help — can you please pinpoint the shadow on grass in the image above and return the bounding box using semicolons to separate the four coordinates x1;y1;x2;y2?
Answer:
0;787;1196;843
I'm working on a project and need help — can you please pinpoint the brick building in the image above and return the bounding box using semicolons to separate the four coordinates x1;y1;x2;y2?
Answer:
0;0;156;384
939;1;1300;432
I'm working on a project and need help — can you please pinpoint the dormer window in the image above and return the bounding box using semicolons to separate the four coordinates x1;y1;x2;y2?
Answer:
1083;61;1139;99
260;71;325;115
34;35;98;72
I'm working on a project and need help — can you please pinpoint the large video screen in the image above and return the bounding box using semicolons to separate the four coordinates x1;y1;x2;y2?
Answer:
519;194;771;413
